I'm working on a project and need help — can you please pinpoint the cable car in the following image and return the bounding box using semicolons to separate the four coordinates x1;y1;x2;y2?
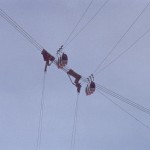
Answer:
85;81;96;95
57;45;68;68
85;75;96;95
57;53;68;68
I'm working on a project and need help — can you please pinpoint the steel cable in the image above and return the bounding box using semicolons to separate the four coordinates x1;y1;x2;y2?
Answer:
98;90;150;130
63;0;95;46
70;93;80;150
96;83;150;115
95;28;150;75
64;0;110;48
0;8;43;51
35;72;46;150
93;1;150;75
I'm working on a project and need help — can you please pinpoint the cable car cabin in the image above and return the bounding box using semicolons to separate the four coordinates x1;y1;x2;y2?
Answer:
57;53;68;68
85;81;96;95
41;49;55;72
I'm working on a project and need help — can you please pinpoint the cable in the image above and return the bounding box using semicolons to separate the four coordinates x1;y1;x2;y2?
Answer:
0;8;43;51
95;27;150;75
98;90;150;130
0;9;42;51
96;84;150;115
63;0;95;46
64;0;110;48
70;93;80;150
0;7;70;79
96;83;150;115
2;4;149;118
1;4;150;144
35;72;46;150
93;1;150;75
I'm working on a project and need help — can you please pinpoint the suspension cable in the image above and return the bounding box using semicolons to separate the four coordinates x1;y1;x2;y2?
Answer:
96;83;150;115
95;27;150;75
0;8;43;51
70;93;80;150
64;0;110;48
96;84;150;115
98;90;150;130
35;72;46;150
46;59;150;117
63;0;95;46
0;7;95;87
1;2;149;121
93;1;150;75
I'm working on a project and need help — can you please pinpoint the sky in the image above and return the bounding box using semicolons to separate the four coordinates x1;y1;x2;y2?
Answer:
0;0;150;150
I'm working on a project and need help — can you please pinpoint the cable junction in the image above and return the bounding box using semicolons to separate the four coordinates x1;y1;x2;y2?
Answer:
1;3;150;149
1;5;149;114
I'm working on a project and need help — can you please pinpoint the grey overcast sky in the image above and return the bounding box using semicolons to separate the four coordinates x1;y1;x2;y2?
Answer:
0;0;150;150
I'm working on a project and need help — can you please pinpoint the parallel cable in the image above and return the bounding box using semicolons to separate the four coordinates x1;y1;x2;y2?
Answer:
0;9;42;51
96;83;150;115
96;84;150;115
42;59;150;117
35;72;46;150
95;27;150;74
2;1;150;117
93;1;150;75
0;8;49;150
64;0;110;48
70;93;80;150
0;8;43;51
63;0;95;46
1;4;150;144
98;90;150;130
1;8;43;50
